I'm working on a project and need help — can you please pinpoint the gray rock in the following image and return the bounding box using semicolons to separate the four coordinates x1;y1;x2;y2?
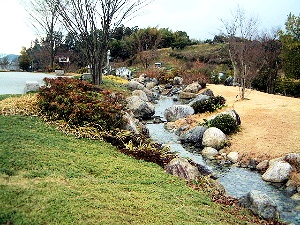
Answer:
202;127;227;150
262;161;293;183
188;94;210;106
125;80;144;91
196;163;215;177
183;82;202;93
25;81;39;93
122;112;148;135
165;157;201;180
201;147;218;159
239;190;279;220
200;88;214;97
284;153;300;171
256;160;269;172
178;126;207;144
164;105;194;122
132;90;149;102
145;81;156;90
173;76;183;85
227;151;239;163
179;91;197;99
126;96;155;119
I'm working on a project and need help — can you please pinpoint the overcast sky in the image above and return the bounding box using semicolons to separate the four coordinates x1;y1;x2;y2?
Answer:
0;0;300;55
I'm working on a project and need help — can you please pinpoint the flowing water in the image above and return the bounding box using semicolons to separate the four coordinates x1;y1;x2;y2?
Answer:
0;72;57;94
147;96;300;225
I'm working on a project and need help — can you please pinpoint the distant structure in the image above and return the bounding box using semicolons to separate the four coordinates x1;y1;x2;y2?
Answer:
154;62;163;68
116;67;132;80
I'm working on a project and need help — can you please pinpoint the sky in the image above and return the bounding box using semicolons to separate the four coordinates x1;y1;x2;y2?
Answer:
0;0;300;55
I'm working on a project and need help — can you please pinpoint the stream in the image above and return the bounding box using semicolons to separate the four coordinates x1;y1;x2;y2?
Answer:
146;96;300;225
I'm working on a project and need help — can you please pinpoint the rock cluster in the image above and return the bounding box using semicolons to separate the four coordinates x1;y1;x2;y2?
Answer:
121;73;299;222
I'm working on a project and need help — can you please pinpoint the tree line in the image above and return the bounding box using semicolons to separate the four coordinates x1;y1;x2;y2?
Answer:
18;1;300;97
19;25;194;73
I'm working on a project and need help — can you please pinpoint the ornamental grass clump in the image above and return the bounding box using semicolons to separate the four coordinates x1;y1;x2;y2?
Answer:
0;94;39;116
38;77;126;131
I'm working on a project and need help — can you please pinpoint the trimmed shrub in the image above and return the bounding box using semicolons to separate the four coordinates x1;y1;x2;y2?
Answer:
191;95;226;113
204;114;239;134
38;77;126;131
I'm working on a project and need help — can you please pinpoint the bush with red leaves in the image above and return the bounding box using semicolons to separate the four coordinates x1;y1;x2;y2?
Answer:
38;77;126;131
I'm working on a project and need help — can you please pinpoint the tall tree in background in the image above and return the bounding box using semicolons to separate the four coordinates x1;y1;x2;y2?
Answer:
133;27;162;68
57;0;151;85
221;6;261;99
19;47;31;71
254;30;281;94
279;13;300;79
22;0;61;70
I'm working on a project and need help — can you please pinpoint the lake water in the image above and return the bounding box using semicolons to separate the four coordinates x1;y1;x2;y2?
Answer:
0;72;57;94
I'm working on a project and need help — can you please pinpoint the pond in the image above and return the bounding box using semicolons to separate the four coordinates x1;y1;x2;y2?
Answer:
147;96;300;225
0;72;57;94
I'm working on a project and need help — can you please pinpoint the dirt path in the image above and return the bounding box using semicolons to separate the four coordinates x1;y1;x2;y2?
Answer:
204;84;300;161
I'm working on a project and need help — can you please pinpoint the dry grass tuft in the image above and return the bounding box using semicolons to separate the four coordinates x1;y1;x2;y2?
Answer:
0;94;40;116
45;120;103;140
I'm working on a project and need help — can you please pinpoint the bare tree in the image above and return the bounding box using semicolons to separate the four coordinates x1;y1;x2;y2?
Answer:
57;0;151;85
221;6;261;99
21;0;61;70
133;27;162;68
257;30;281;94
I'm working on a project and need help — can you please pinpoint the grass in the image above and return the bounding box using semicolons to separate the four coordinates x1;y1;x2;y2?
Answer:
0;115;259;225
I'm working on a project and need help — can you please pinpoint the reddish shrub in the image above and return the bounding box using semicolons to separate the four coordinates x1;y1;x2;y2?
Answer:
38;77;126;131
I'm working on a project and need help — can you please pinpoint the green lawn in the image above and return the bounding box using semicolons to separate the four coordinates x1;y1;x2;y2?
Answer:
0;115;254;225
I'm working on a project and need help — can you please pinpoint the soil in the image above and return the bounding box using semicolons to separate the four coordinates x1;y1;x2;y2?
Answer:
173;84;300;163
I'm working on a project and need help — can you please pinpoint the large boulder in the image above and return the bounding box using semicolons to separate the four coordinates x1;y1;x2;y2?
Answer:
125;80;144;91
178;126;207;145
284;153;300;171
122;112;148;135
262;161;292;183
183;82;202;93
202;127;227;150
239;190;279;220
126;96;155;119
179;91;197;99
132;90;149;102
200;89;214;97
164;105;194;122
165;157;201;180
188;94;211;106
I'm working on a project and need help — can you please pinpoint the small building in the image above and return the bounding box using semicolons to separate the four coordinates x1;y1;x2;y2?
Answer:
154;62;163;68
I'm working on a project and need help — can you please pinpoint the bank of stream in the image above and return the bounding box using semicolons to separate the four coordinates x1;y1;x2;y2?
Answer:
146;96;300;225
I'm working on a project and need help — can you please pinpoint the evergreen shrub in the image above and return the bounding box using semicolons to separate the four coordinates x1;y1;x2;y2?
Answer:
191;95;226;113
205;114;239;134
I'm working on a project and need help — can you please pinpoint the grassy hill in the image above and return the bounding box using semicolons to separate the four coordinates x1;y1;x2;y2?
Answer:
0;115;265;224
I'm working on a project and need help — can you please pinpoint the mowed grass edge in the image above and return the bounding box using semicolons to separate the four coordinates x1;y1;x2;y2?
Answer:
0;115;254;225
